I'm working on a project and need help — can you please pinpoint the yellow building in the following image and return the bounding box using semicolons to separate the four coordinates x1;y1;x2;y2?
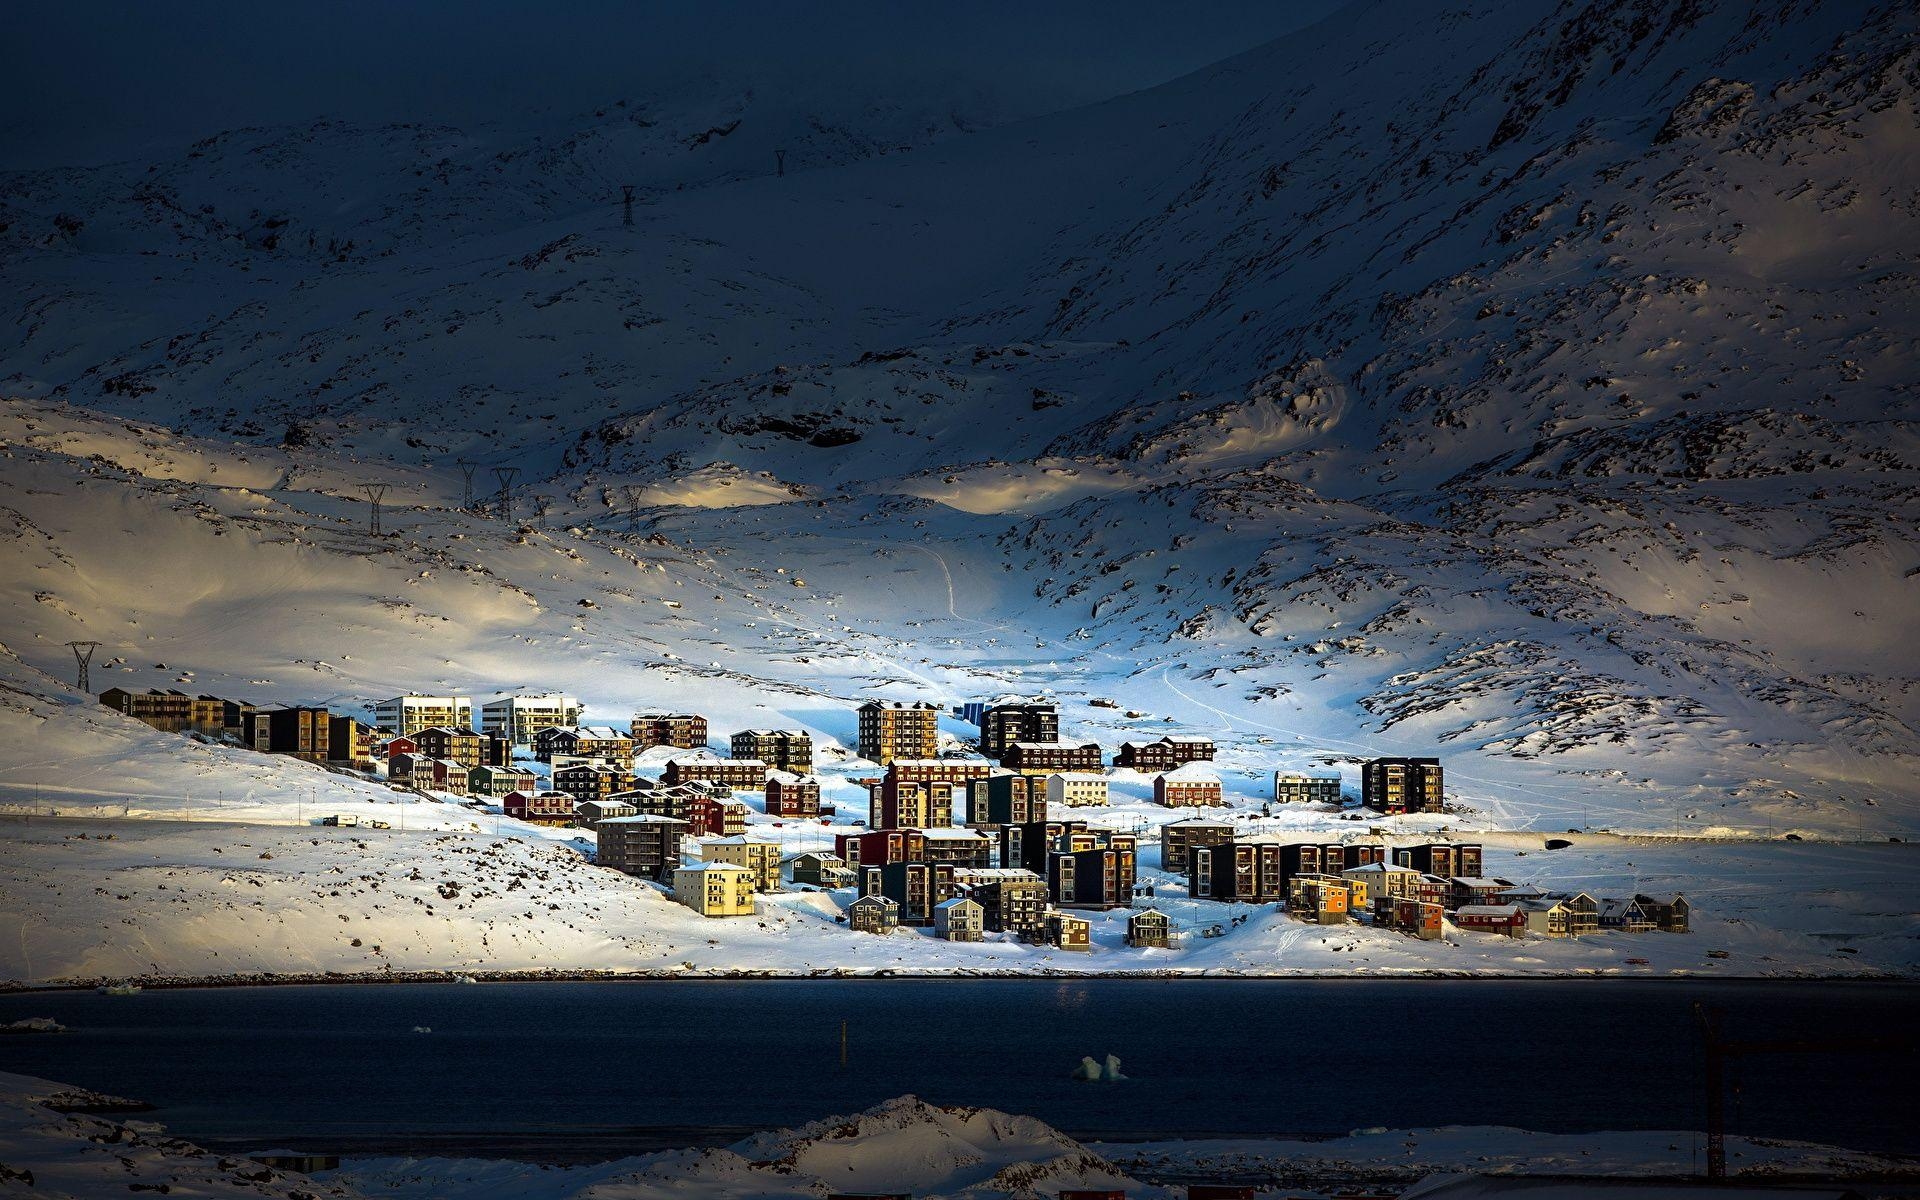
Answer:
698;835;783;892
673;862;757;917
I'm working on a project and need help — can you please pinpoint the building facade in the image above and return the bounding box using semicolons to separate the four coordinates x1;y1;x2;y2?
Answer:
673;862;756;916
503;789;576;824
663;755;769;790
480;694;581;744
955;869;1050;939
933;897;985;942
250;706;331;762
1274;771;1343;805
967;773;1049;829
630;712;709;751
372;695;474;737
764;771;823;817
978;702;1060;758
1001;740;1103;775
1115;736;1216;771
597;814;688;880
1363;757;1445;814
1155;765;1225;807
729;729;814;773
856;700;940;764
699;836;782;892
1046;772;1109;808
1159;816;1235;874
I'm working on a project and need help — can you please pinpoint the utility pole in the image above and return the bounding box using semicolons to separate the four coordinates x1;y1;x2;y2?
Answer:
456;459;479;511
492;467;521;524
622;184;635;227
66;641;100;692
1694;1003;1907;1179
360;484;390;537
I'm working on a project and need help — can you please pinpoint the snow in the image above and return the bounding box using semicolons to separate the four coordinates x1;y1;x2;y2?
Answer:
1;2;1918;983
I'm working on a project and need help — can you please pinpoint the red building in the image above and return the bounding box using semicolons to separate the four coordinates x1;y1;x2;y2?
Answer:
1454;903;1526;937
662;756;768;790
764;770;822;817
503;789;576;824
835;828;929;868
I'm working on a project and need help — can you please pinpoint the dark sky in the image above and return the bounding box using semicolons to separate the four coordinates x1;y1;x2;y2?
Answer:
2;2;1347;170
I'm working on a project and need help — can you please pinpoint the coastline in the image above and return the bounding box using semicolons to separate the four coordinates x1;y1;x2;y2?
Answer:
4;964;1912;994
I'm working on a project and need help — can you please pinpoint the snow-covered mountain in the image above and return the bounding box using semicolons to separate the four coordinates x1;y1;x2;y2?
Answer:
2;0;1916;834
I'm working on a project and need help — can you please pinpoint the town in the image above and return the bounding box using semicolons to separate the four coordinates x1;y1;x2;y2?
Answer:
97;686;1691;953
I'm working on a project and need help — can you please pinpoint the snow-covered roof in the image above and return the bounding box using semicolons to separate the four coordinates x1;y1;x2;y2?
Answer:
766;769;821;786
1047;772;1107;784
676;861;752;874
1343;862;1420;875
1275;770;1343;780
577;726;628;740
1010;740;1098;751
1157;763;1221;782
597;814;688;825
701;834;778;847
1456;904;1523;918
914;827;989;841
934;897;981;911
1449;876;1512;888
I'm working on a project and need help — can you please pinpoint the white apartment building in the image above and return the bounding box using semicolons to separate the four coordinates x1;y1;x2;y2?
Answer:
481;693;582;744
1046;772;1110;808
371;694;474;736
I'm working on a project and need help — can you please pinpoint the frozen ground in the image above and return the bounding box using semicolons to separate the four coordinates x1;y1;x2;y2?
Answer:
0;1071;1911;1200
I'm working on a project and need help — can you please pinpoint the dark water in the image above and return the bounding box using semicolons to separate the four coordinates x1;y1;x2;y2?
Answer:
1;980;1913;1159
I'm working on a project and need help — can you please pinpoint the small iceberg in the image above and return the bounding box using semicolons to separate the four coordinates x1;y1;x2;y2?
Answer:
411;1025;432;1034
1070;1054;1127;1082
1;1017;65;1034
452;974;478;985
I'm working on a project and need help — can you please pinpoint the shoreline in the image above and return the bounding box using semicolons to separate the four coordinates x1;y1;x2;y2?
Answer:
4;965;1913;994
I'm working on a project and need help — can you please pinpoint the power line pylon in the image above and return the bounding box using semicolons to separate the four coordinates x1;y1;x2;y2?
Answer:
360;484;390;536
455;459;479;511
492;467;521;523
66;641;100;692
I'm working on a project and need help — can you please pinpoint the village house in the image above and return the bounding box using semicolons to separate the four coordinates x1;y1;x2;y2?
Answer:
377;733;417;759
1454;903;1526;937
856;699;941;764
1048;830;1138;910
100;687;226;734
917;826;995;869
673;861;756;917
1044;910;1092;951
480;693;581;745
327;715;380;769
596;814;688;881
954;868;1050;939
973;701;1056;756
933;896;986;942
1392;842;1485;879
1154;764;1225;807
977;702;1060;758
1382;897;1446;940
1191;840;1286;903
1274;771;1343;805
1126;908;1173;949
393;756;466;793
1115;735;1215;772
572;797;640;827
764;770;823;817
552;763;636;805
467;763;537;799
1635;893;1690;932
251;706;332;762
730;728;815;773
1412;873;1452;907
1363;757;1446;814
967;773;1049;829
790;851;856;888
699;835;783;892
412;725;486;768
836;828;929;868
371;694;474;738
534;725;633;763
869;775;961;830
1159;816;1235;874
663;754;769;790
1001;740;1103;775
1450;876;1518;908
503;789;576;825
1287;874;1352;924
1516;893;1600;937
847;893;899;934
1600;897;1656;932
860;861;956;925
1341;861;1423;906
631;712;709;751
1046;772;1109;809
684;794;751;837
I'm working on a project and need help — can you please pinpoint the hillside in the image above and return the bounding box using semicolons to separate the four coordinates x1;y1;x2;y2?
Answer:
3;0;1914;840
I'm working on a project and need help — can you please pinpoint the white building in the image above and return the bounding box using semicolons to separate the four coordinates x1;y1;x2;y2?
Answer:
371;694;473;737
481;693;582;744
1046;772;1110;808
